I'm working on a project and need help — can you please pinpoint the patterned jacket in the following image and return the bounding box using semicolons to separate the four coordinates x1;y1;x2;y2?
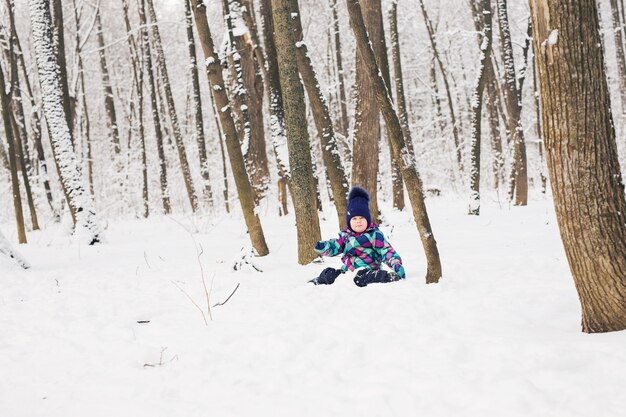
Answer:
314;225;405;278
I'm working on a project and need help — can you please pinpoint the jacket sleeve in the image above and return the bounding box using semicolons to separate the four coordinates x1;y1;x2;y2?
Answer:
314;232;345;257
374;230;405;277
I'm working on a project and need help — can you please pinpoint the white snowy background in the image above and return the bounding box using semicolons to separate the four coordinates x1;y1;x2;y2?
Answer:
2;196;625;417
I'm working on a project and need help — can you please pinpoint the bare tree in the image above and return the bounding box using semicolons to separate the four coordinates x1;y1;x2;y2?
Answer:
184;0;212;206
468;0;493;215
330;0;349;140
189;0;268;256
0;63;27;243
288;0;349;229
30;0;102;244
346;0;442;283
610;0;626;113
497;0;528;206
272;0;322;264
530;0;626;332
146;0;199;212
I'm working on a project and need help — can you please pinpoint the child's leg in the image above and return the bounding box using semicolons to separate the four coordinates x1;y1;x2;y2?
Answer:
353;269;400;287
309;267;343;285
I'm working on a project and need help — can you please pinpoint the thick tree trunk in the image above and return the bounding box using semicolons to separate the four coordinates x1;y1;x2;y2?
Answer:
272;0;322;264
30;0;102;244
352;0;381;222
146;0;199;212
497;0;528;206
189;0;268;256
139;0;170;214
468;0;492;215
50;0;74;139
530;0;626;332
288;0;349;230
346;0;442;283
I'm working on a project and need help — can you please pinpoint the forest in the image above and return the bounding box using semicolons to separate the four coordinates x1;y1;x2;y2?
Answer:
1;0;625;415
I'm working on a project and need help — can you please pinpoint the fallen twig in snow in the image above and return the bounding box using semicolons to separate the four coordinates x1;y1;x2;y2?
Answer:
212;283;241;308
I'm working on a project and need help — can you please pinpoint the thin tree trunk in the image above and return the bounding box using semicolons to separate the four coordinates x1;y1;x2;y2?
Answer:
94;5;121;155
0;64;27;243
530;0;626;333
346;0;442;283
51;0;74;139
272;0;322;264
139;0;170;214
223;0;269;201
146;0;199;212
184;0;212;206
288;0;349;229
30;0;102;244
532;52;547;193
497;0;528;206
418;0;461;172
259;0;291;214
209;87;231;214
12;30;55;213
468;0;493;215
189;0;268;256
330;0;349;140
5;0;39;230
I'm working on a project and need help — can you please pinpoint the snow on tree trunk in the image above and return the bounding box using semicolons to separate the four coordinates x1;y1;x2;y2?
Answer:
0;229;30;269
29;0;102;244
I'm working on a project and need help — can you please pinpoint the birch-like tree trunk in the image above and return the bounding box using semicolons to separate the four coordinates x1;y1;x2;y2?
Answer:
0;228;30;269
468;0;492;215
497;0;528;206
346;0;442;283
530;0;626;332
30;0;102;244
189;0;268;256
272;0;322;264
288;0;349;230
146;0;199;212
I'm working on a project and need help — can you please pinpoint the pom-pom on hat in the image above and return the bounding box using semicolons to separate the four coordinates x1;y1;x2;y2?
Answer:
346;186;372;231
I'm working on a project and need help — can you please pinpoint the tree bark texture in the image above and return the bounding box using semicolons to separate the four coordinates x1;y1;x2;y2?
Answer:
530;0;626;332
497;0;528;206
272;0;322;264
289;0;349;230
146;0;199;212
189;0;269;256
468;0;493;215
352;0;381;221
346;0;442;283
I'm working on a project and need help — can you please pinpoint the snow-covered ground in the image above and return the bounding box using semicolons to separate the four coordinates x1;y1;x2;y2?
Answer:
1;196;624;417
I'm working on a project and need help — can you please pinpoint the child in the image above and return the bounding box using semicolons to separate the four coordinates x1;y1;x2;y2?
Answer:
310;186;406;287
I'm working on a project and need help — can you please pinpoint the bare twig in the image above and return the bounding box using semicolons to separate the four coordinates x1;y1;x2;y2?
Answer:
171;280;208;326
212;283;240;307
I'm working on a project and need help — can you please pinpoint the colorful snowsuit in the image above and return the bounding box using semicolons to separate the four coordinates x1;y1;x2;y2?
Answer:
314;224;405;278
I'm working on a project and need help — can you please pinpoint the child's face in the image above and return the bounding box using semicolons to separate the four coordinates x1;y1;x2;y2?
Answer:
350;216;368;233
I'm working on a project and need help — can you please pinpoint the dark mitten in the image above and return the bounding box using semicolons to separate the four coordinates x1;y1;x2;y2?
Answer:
353;269;398;287
310;267;343;285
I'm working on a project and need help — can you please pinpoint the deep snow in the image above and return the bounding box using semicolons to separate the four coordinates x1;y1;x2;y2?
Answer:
1;196;624;417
